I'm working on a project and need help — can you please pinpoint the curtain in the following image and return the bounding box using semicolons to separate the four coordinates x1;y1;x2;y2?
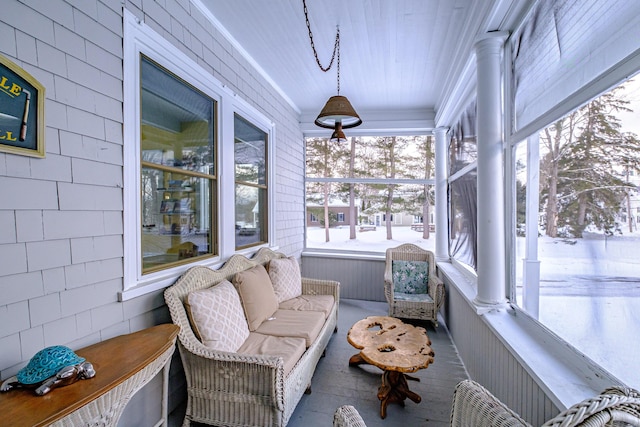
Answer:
448;100;478;270
512;0;640;134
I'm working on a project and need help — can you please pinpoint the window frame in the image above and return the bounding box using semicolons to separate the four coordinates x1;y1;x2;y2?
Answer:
303;134;436;254
505;15;640;310
121;11;276;300
233;112;270;250
139;54;218;274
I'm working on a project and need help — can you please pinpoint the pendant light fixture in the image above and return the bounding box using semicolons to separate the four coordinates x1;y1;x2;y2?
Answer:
303;0;362;142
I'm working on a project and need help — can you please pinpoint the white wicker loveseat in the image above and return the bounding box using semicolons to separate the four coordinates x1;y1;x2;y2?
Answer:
164;248;340;427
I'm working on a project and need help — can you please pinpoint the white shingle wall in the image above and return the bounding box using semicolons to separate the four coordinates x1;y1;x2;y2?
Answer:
0;1;304;419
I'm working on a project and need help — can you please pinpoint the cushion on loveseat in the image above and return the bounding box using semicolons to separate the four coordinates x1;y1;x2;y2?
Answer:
233;264;279;331
254;309;325;347
391;260;429;294
268;256;303;303
278;294;335;319
237;333;306;376
185;279;250;351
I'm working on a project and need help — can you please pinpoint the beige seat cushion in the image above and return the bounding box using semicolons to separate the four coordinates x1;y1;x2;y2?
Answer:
237;333;306;376
254;309;325;347
233;264;278;331
279;295;335;319
185;280;250;351
268;257;302;303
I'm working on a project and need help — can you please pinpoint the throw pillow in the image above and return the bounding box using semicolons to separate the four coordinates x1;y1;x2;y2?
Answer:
268;256;303;303
185;280;249;351
233;264;278;331
392;260;429;294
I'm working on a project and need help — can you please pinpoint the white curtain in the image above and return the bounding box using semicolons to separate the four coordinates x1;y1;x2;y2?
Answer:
511;0;640;134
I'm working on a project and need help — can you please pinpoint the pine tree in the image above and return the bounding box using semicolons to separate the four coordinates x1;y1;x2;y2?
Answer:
305;137;349;242
541;85;640;237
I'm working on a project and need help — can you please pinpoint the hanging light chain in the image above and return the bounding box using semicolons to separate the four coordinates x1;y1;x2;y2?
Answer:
303;0;341;94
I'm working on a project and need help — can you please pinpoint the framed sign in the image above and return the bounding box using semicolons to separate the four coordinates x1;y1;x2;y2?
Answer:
0;53;45;158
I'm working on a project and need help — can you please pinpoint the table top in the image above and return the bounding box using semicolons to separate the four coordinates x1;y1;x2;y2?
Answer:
0;323;179;427
347;316;434;373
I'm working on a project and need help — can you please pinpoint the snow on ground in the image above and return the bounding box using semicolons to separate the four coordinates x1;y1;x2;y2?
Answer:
307;226;640;388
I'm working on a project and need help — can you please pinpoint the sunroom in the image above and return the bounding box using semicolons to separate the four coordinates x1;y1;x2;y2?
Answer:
0;0;639;426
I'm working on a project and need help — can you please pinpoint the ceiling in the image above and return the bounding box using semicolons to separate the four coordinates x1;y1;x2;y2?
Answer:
197;0;524;131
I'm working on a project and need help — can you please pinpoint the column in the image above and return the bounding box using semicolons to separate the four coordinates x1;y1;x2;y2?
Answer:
475;31;509;308
433;127;449;261
523;134;541;318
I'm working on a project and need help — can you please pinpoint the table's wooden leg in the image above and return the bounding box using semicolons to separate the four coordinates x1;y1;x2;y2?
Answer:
377;371;422;419
348;353;368;367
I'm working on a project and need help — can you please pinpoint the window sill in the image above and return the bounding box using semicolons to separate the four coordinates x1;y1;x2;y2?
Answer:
437;261;624;410
302;249;385;261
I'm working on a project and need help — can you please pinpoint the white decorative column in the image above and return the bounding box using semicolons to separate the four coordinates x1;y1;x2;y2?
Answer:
474;31;509;309
433;127;449;261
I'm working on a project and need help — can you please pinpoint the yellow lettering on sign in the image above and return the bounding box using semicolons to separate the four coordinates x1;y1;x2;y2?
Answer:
0;76;22;96
10;83;21;96
0;130;17;141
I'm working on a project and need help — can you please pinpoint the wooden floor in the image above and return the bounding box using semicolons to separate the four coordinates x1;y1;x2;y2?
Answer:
176;298;468;427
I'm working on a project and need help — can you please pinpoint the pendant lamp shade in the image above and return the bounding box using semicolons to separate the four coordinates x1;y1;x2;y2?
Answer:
314;95;362;129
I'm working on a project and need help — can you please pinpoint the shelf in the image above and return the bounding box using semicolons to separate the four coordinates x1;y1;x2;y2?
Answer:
157;187;193;192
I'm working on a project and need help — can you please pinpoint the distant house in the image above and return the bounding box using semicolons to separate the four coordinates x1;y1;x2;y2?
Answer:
306;203;358;227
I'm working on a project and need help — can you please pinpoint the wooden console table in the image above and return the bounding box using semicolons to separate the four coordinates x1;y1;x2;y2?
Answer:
0;324;179;427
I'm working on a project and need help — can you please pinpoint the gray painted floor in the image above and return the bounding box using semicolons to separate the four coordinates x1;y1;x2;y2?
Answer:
286;299;468;427
172;298;468;426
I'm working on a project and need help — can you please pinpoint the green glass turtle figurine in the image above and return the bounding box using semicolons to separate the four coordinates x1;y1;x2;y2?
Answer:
0;346;95;395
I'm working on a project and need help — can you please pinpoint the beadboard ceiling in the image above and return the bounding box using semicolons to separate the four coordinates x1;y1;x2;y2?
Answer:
197;0;523;128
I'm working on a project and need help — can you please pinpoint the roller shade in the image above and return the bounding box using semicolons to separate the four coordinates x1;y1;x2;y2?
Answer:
511;0;640;134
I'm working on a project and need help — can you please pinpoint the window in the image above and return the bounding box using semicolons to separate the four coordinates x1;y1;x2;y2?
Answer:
234;114;268;249
121;11;275;298
140;56;216;273
305;135;435;252
513;76;640;383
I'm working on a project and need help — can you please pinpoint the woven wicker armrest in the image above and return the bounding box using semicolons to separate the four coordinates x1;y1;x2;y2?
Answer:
541;386;640;427
333;405;368;427
383;263;394;286
428;274;445;308
178;345;287;412
450;380;531;427
302;277;340;302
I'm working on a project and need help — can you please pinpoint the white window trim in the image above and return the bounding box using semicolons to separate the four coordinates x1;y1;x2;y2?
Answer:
120;11;275;301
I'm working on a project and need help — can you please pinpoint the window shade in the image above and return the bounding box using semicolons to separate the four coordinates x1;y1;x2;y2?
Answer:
511;0;640;134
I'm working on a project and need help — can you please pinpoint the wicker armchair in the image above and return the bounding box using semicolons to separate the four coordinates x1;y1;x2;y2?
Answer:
383;243;445;327
450;380;531;427
333;405;367;427
450;379;640;427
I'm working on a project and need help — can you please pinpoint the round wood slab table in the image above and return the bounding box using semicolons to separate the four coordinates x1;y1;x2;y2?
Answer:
347;316;434;419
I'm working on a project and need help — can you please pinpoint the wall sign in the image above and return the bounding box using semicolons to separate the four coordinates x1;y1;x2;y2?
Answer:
0;53;45;158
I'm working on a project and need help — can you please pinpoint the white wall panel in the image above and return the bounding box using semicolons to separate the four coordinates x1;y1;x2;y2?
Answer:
301;254;386;302
443;269;559;426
